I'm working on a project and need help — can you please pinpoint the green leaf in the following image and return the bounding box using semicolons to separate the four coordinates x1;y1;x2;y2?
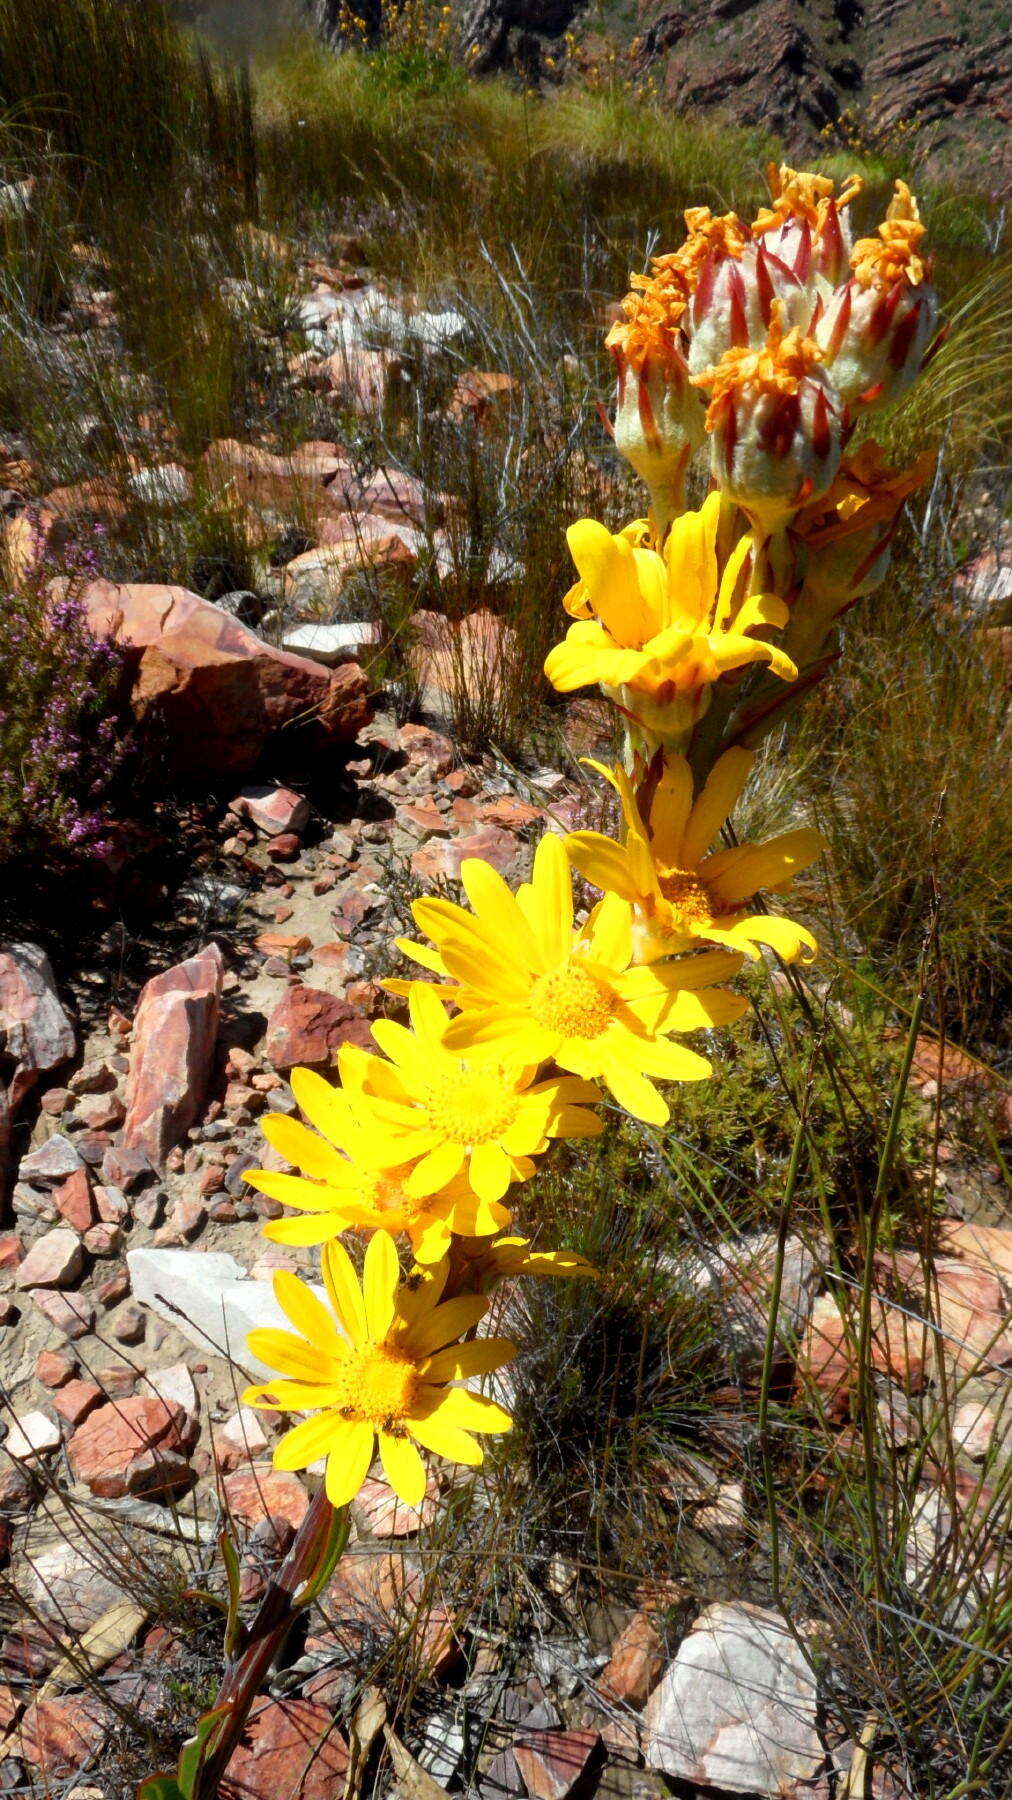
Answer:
293;1502;349;1611
136;1776;185;1800
219;1526;244;1659
177;1702;232;1797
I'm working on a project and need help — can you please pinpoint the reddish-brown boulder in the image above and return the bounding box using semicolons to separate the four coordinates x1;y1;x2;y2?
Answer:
63;578;371;777
223;1467;309;1532
15;1694;114;1781
220;1698;349;1799
264;983;372;1071
66;1394;190;1497
123;943;223;1162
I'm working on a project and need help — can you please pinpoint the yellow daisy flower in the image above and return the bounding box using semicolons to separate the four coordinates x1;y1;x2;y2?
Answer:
359;983;604;1204
543;492;797;746
243;1232;514;1509
398;834;746;1128
245;1067;514;1263
566;751;824;965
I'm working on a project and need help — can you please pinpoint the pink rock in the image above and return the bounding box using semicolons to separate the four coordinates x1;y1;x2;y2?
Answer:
15;1694;113;1781
353;1474;439;1538
31;1288;94;1339
514;1730;602;1800
66;578;371;778
122;943;223;1162
220;1698;349;1800
14;1228;83;1290
4;1410;61;1459
66;1395;190;1498
398;721;455;774
54;1168;94;1233
53;1380;104;1428
0;943;75;1112
449;369;519;423
598;1611;666;1709
267;832;302;861
36;1349;76;1387
232;784;310;837
223;1467;309;1532
264;984;372;1071
411;824;518;884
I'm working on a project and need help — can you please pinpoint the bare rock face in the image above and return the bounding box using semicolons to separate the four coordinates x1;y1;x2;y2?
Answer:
64;577;371;779
644;1600;823;1794
123;943;223;1163
637;0;1012;181
0;943;76;1114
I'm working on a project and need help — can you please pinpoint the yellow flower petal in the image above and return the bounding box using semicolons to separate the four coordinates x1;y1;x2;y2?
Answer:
321;1238;367;1346
403;1294;489;1358
379;1431;427;1508
362;1229;399;1340
420;1339;517;1383
325;1421;375;1506
679;747;755;868
273;1270;350;1361
273;1409;344;1471
246;1327;341;1383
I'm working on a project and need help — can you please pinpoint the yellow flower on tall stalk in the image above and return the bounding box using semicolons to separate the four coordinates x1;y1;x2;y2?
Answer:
566;751;824;965
361;983;604;1203
243;1232;514;1508
396;834;746;1128
245;1067;514;1262
543;492;797;751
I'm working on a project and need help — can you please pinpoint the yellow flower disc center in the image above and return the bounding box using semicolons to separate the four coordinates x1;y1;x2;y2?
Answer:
658;869;718;928
364;1166;416;1220
530;961;614;1041
335;1343;419;1429
425;1069;520;1146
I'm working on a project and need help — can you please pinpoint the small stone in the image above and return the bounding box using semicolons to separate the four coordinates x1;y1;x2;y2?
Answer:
133;1191;164;1228
68;1059;116;1096
223;1467;309;1532
84;1223;123;1257
214;1407;269;1472
231;784;310;837
266;832;302;861
122;944;224;1164
15;1228;83;1290
76;1091;126;1131
53;1381;104;1429
95;1364;136;1398
96;1268;130;1306
36;1350;76;1388
101;1144;155;1192
31;1289;94;1339
0;1234;22;1270
19;1135;82;1184
598;1612;666;1710
40;1087;72;1116
15;1694;112;1781
264;983;371;1070
4;1410;60;1459
111;1304;146;1345
53;1168;94;1232
93;1184;128;1223
67;1395;188;1498
513;1730;602;1800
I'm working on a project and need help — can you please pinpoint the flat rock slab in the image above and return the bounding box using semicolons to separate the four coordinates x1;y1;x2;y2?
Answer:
644;1601;823;1795
127;1246;330;1374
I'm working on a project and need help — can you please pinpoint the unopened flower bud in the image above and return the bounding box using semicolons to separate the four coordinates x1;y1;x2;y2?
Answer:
752;162;863;295
687;239;815;379
816;180;938;411
693;303;843;534
606;210;746;532
782;440;935;667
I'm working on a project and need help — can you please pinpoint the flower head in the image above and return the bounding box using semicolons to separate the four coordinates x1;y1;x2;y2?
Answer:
245;1067;515;1263
544;492;797;751
398;833;745;1127
694;303;842;530
359;984;603;1204
816;180;938;411
243;1232;514;1508
566;752;824;965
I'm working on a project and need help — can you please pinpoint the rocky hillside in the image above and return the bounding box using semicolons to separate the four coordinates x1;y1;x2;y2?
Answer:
633;0;1012;182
